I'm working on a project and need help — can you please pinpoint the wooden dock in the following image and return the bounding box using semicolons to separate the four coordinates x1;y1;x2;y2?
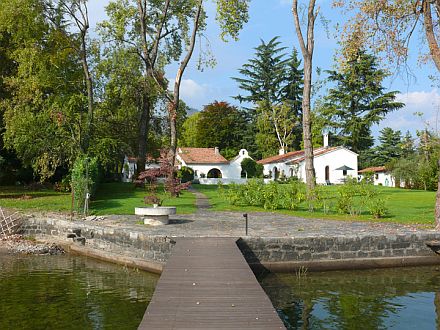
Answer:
138;237;285;330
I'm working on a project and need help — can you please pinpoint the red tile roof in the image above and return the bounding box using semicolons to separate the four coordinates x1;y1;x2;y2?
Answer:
258;147;339;165
178;147;229;164
257;150;304;165
358;166;387;173
286;147;338;164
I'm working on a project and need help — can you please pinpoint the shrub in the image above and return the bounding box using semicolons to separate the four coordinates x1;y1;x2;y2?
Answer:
71;156;99;212
177;166;194;183
54;176;71;192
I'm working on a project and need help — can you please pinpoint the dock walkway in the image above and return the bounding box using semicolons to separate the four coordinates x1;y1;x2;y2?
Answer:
138;237;285;329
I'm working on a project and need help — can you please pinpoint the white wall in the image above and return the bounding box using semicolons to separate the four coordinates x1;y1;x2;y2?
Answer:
314;148;358;184
262;148;358;185
177;149;252;181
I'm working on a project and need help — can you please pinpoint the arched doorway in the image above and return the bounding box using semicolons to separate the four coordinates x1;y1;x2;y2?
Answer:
325;165;330;183
207;168;222;178
273;167;279;180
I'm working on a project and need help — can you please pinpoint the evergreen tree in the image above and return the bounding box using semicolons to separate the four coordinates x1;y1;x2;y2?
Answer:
373;127;403;166
233;37;304;154
321;50;404;154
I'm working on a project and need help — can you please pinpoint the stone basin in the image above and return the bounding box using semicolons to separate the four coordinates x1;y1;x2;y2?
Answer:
135;206;176;226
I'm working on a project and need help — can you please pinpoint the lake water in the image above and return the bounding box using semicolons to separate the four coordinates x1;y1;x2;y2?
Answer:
259;266;440;329
3;253;440;330
0;253;159;330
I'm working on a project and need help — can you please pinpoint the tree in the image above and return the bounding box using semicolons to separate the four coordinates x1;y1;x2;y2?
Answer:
233;37;304;154
99;0;191;173
0;0;85;180
334;0;440;228
240;158;263;178
180;112;202;147
196;101;247;157
321;51;404;154
292;0;319;192
334;0;440;73
374;128;403;166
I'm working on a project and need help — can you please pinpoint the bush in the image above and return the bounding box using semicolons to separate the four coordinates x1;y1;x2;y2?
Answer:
177;166;194;183
241;158;263;178
71;156;99;212
223;179;306;210
54;176;71;192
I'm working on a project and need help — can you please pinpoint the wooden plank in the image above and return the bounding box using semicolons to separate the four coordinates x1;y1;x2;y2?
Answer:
139;237;285;330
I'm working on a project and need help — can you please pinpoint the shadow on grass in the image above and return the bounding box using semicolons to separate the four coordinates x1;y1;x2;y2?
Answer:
0;193;65;199
91;200;124;210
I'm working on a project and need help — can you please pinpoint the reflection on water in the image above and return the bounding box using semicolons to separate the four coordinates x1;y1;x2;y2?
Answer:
259;266;440;329
0;253;159;330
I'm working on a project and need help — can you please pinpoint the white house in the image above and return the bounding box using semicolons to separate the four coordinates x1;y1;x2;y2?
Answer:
358;166;399;187
122;156;160;183
176;147;252;184
258;144;358;185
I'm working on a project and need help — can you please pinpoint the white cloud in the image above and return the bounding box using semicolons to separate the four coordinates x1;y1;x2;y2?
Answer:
377;89;440;135
179;79;207;99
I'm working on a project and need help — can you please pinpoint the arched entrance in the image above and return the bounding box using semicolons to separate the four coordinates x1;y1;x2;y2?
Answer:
207;168;222;178
273;167;279;180
325;165;330;183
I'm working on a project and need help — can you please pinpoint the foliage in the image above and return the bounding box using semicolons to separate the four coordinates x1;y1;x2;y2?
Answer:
136;150;191;198
0;0;86;181
180;101;248;156
334;0;440;72
320;51;404;154
335;178;388;218
71;156;99;212
223;179;306;210
177;166;194;183
240;158;263;178
233;37;304;155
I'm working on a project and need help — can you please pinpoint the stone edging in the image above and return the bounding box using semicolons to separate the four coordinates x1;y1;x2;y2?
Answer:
20;216;440;273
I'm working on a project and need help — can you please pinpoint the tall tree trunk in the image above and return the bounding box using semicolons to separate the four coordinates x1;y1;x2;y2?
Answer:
80;30;93;152
135;0;171;174
137;89;151;175
292;0;317;192
423;0;440;71
167;0;203;195
435;160;440;230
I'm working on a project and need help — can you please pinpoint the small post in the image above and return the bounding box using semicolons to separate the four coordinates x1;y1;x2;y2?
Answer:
243;213;248;236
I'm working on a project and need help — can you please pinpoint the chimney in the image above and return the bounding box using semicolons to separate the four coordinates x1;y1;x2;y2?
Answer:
323;134;329;148
279;148;285;155
214;147;219;155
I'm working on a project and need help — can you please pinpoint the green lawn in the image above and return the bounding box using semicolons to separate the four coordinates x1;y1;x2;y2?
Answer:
0;182;436;226
91;183;196;215
0;183;196;215
193;184;436;226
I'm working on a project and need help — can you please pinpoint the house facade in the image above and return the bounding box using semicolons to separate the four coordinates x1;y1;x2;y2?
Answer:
258;146;358;185
358;166;399;187
176;147;252;184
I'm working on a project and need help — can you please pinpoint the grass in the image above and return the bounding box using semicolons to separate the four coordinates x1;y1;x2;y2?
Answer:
91;183;196;215
0;185;72;213
193;184;436;226
0;182;436;226
0;183;196;215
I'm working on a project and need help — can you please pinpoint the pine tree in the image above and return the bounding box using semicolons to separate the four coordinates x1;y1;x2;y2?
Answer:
233;37;304;154
321;50;404;154
373;127;403;166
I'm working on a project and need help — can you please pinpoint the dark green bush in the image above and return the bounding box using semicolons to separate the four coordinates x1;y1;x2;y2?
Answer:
177;166;194;183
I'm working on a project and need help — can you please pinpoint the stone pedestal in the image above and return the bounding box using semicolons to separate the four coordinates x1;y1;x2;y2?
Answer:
135;206;176;226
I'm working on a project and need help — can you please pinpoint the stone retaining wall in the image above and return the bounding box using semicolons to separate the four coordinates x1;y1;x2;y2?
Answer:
22;217;175;271
21;216;440;272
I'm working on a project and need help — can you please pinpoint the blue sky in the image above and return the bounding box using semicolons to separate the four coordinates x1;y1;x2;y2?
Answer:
88;0;440;140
